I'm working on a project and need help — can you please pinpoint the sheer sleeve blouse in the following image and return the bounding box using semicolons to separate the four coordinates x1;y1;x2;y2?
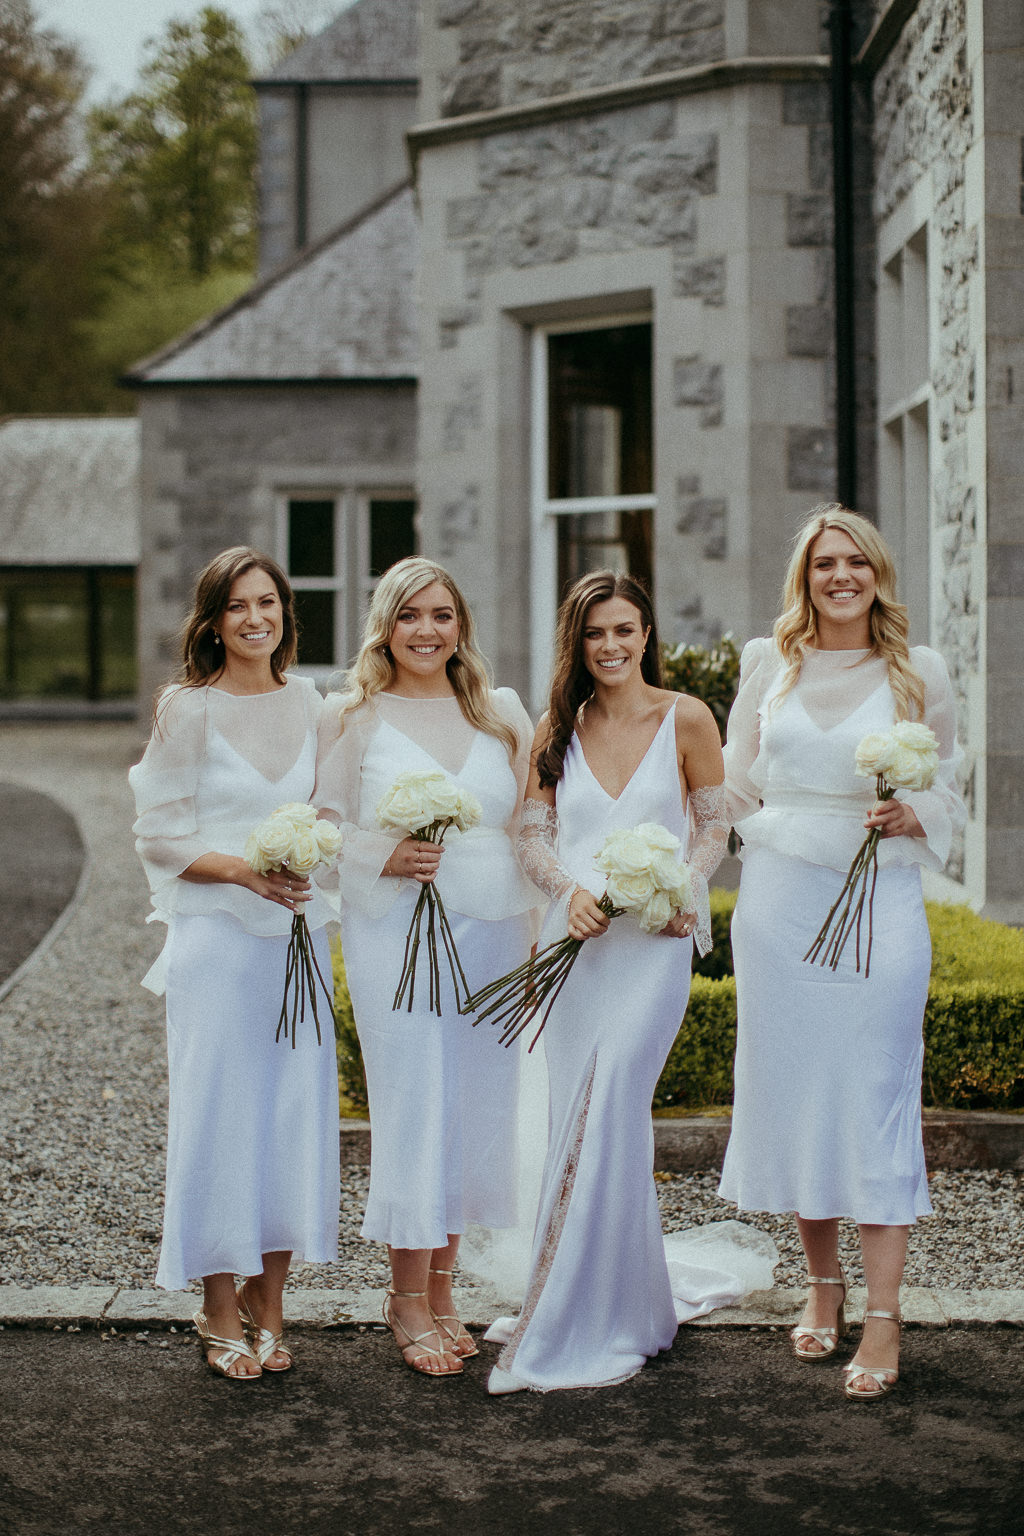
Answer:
723;638;965;875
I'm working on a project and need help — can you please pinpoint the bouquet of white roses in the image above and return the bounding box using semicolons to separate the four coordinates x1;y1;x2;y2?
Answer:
377;769;481;1015
804;721;939;977
465;821;695;1051
245;802;343;1046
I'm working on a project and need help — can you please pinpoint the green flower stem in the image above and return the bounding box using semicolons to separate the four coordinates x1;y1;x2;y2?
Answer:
276;913;334;1047
390;818;473;1016
803;778;894;977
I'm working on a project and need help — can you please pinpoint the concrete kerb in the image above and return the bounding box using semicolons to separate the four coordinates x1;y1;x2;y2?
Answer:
2;1283;1023;1332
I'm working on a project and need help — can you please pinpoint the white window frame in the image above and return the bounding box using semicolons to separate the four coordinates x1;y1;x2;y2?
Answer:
529;315;656;709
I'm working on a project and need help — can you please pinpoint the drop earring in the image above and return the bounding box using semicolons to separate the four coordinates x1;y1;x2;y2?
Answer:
212;631;221;645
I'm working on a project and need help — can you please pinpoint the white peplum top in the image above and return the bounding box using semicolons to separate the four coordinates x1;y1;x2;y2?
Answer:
723;640;965;875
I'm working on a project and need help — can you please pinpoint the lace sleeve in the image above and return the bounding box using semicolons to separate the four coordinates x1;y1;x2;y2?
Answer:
687;783;729;957
515;798;576;901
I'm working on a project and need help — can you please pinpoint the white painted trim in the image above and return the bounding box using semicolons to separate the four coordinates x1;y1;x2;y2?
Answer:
545;494;657;516
529;327;556;711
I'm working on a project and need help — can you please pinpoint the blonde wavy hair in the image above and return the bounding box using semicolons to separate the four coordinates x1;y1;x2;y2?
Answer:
773;505;925;721
338;557;520;761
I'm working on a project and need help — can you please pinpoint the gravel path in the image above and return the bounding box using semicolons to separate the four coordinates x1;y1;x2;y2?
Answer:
1;722;1021;1298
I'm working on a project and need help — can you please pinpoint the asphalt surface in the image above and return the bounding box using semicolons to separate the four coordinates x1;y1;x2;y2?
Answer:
0;781;85;990
1;1325;1022;1536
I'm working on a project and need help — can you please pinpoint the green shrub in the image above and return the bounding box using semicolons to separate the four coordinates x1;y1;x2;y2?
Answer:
331;900;1024;1113
660;634;741;741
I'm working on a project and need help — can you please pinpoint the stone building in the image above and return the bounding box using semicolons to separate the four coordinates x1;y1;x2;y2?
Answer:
128;0;1024;922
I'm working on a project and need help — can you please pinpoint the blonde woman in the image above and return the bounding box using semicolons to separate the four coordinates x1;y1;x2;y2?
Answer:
315;557;540;1377
129;548;340;1380
719;506;964;1401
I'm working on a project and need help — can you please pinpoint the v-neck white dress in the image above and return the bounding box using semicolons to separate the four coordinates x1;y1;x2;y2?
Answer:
490;708;700;1391
719;642;965;1224
315;690;542;1250
130;677;341;1290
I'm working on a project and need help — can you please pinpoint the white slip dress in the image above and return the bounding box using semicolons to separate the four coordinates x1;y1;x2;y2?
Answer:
130;679;340;1290
485;709;776;1393
719;646;963;1224
334;700;539;1251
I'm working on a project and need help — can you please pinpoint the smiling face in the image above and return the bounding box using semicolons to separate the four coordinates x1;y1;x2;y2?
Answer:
387;580;460;694
217;566;284;671
806;527;877;646
581;596;651;688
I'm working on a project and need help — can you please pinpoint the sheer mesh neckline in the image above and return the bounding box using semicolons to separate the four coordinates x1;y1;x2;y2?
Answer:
374;692;476;777
790;649;888;732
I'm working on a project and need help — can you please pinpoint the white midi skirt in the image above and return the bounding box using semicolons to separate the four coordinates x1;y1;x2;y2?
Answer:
719;848;933;1225
157;911;341;1290
341;901;530;1251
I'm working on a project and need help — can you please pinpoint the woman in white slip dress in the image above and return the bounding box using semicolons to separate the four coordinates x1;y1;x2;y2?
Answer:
485;571;734;1395
314;557;540;1378
129;548;340;1380
719;506;964;1401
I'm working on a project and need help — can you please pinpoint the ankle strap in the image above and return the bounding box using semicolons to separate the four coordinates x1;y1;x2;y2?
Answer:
864;1309;901;1322
429;1267;455;1277
807;1274;845;1287
388;1288;426;1298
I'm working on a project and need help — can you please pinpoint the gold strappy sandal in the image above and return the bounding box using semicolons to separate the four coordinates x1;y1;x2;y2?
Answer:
843;1310;901;1401
192;1308;262;1381
790;1271;848;1361
383;1287;463;1377
428;1266;479;1359
236;1281;294;1372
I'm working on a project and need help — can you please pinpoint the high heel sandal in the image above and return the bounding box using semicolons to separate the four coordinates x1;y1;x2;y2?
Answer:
843;1310;901;1400
236;1281;294;1372
428;1266;479;1359
790;1272;848;1361
192;1308;262;1381
382;1288;463;1378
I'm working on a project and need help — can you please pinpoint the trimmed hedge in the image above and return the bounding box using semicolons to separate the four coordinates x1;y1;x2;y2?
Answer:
332;897;1024;1113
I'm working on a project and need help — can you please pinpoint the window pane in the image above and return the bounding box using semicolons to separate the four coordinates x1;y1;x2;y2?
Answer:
97;569;136;699
294;589;335;666
557;508;652;599
369;499;416;578
548;325;652;500
288;500;335;578
0;570;89;699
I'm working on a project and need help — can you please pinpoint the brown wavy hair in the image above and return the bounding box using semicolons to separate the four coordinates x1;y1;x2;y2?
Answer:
536;570;662;789
338;556;519;762
176;547;298;690
773;505;925;720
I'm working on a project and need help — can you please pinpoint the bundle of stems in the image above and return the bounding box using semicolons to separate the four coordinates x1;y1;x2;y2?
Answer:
393;821;471;1015
465;893;622;1051
277;911;335;1047
803;775;892;978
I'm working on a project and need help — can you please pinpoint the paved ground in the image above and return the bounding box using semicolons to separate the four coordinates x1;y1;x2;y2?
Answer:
0;780;85;992
1;1326;1022;1536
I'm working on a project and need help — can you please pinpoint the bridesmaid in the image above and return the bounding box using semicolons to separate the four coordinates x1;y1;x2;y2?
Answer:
719;505;964;1400
130;548;340;1379
486;571;729;1394
314;557;540;1377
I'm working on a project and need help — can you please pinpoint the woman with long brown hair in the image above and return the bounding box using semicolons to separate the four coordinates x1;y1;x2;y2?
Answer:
129;547;340;1379
484;570;732;1394
314;556;540;1377
719;506;964;1400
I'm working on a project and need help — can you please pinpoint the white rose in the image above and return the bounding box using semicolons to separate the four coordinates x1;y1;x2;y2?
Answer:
637;889;674;933
274;801;318;828
854;733;895;779
244;829;270;874
594;830;652;877
249;814;295;871
890;721;938;752
451;788;482;832
377;771;443;832
647;846;687;891
285;828;319;877
634;822;681;854
605;868;658;911
669;866;695;914
884;743;938;791
313;820;343;861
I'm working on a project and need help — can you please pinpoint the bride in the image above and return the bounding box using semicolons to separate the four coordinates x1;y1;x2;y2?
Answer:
485;570;734;1394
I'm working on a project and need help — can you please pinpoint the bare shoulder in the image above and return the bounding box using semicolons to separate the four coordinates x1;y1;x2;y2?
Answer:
662;690;719;736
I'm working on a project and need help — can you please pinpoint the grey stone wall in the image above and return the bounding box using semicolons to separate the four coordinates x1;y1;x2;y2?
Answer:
431;0;726;117
136;384;416;707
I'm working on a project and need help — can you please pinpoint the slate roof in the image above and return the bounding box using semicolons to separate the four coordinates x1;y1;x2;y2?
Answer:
125;183;418;386
260;0;418;83
0;417;140;565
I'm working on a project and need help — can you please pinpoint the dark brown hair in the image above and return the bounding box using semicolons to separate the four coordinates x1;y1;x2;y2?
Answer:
178;546;298;688
536;570;662;788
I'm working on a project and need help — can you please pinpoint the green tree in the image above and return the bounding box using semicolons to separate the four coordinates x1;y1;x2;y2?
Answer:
89;7;257;279
0;0;111;412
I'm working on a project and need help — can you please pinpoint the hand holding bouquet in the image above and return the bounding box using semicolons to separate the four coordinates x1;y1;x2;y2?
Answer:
377;769;481;1015
245;802;343;1045
804;722;939;977
466;821;695;1051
